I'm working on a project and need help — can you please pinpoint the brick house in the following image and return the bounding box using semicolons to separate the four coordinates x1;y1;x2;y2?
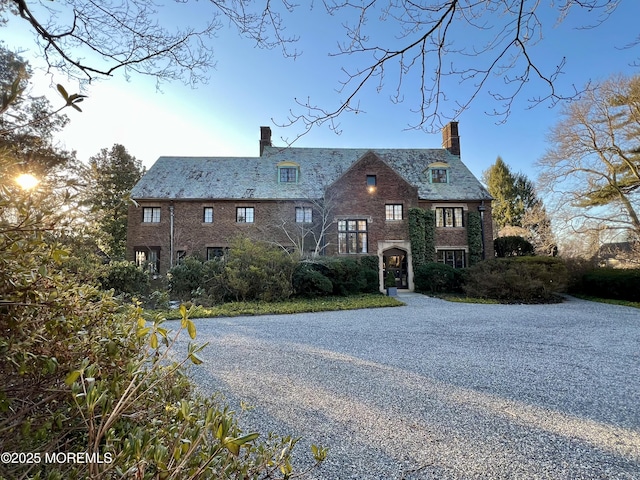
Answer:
127;122;493;291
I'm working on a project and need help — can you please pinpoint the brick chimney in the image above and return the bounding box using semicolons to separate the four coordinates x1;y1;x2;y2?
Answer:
259;126;272;156
442;121;460;156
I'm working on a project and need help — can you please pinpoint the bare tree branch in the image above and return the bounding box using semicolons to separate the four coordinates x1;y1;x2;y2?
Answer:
7;0;300;85
280;0;623;135
537;74;640;246
4;0;630;135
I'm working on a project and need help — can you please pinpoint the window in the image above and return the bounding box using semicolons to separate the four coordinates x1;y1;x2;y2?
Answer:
437;250;466;268
366;175;377;187
207;247;226;261
436;207;464;227
338;220;368;254
236;207;254;223
431;168;449;183
296;207;313;223
142;207;161;223
279;167;298;183
203;207;214;223
176;250;186;264
385;204;403;220
135;247;160;273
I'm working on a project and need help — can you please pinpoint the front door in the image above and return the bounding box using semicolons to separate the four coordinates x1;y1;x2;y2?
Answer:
383;248;408;289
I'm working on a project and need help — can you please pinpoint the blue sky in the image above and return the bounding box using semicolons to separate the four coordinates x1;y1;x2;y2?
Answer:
3;1;639;182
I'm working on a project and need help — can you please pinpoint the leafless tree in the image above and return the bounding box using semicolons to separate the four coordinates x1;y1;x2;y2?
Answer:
3;1;630;132
275;194;338;258
537;74;640;248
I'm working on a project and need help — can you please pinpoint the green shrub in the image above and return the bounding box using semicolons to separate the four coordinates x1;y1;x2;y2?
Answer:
225;237;295;302
168;256;205;299
320;257;380;295
464;257;567;303
564;256;598;293
384;270;397;288
147;289;170;309
359;255;381;293
494;235;535;257
321;258;362;295
414;262;463;294
293;263;334;297
99;260;150;296
293;258;380;296
578;268;640;301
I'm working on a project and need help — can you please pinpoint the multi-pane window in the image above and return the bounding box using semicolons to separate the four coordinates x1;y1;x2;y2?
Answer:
135;247;160;273
296;207;313;223
431;168;448;183
385;204;403;220
437;250;466;268
207;247;226;261
203;207;214;223
436;207;464;227
279;167;298;183
236;207;254;223
142;207;161;223
338;220;368;254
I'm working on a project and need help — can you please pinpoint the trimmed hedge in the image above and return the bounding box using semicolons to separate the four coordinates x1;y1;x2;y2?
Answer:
578;268;640;301
464;256;567;303
494;235;535;257
414;262;464;294
294;256;380;297
292;263;333;297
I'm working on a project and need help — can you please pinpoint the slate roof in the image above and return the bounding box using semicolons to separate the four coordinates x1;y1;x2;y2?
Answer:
131;146;492;201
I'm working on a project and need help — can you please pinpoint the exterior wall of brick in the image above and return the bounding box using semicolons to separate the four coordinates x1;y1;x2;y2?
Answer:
324;152;419;257
127;199;323;273
126;151;494;279
418;199;494;263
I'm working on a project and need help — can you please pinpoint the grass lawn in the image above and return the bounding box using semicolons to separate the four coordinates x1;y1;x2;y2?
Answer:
150;294;404;320
434;293;501;304
570;294;640;309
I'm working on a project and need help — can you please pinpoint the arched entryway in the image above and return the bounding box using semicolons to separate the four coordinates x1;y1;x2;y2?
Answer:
383;248;409;289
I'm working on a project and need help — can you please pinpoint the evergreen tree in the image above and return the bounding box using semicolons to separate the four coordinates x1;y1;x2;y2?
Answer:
482;157;519;231
483;157;556;255
87;144;144;259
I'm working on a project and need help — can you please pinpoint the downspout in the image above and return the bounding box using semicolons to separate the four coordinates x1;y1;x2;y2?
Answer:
478;201;486;260
169;203;175;269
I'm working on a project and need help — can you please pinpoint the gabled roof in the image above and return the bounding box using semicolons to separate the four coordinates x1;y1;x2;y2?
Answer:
130;146;491;201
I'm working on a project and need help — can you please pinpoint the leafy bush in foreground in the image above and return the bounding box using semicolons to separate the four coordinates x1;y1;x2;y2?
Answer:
1;158;325;479
463;257;567;303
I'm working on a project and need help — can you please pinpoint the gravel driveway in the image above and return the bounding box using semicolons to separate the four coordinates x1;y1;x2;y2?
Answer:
175;294;640;479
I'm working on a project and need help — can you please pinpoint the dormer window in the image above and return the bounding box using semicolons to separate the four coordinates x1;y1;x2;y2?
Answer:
431;168;448;183
427;162;450;184
278;161;300;183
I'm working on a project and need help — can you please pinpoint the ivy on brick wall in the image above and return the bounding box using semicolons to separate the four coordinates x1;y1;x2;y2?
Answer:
467;211;483;266
408;208;426;269
409;208;436;269
424;209;436;263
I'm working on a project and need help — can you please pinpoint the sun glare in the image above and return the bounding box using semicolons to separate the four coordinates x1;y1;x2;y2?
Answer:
15;173;39;190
